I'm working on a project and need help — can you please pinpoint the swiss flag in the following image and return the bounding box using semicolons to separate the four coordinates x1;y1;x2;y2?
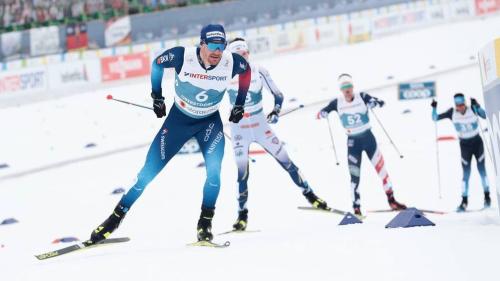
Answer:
475;0;500;15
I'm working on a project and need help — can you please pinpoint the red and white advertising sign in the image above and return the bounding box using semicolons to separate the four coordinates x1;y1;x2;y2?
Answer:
475;0;500;15
101;52;150;82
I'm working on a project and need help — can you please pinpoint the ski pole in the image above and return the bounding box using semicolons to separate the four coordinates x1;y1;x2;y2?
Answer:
369;108;404;158
470;99;493;163
474;113;494;164
279;104;304;117
434;121;442;199
106;94;153;110
106;95;255;162
326;117;340;166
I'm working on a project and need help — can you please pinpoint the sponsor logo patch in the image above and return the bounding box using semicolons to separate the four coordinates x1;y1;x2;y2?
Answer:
208;132;224;154
156;52;175;64
204;123;215;142
206;31;225;39
183;72;227;81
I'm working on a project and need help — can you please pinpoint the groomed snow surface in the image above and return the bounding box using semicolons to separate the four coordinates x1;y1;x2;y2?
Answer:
2;16;500;281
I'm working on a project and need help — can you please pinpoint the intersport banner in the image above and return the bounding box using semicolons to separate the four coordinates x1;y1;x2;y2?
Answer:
101;52;150;82
0;66;47;94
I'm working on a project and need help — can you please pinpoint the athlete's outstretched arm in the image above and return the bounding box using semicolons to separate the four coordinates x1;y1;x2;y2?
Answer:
231;53;251;106
432;107;453;121
259;66;284;110
360;92;384;108
321;99;338;113
474;106;487;119
151;46;185;97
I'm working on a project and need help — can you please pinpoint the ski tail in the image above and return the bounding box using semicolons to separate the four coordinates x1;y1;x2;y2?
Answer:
218;229;261;236
298;206;347;216
368;208;447;215
187;240;230;248
298;206;366;220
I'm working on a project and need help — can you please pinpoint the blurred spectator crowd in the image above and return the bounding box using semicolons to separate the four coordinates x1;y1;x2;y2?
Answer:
0;0;224;33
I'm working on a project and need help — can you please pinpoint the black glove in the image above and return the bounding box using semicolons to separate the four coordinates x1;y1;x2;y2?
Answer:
151;92;166;118
267;105;281;124
229;105;244;123
368;98;384;108
470;98;479;107
470;98;479;114
431;99;437;108
267;110;279;124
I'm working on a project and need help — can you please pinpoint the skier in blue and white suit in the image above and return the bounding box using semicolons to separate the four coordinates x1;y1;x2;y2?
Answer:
90;24;251;243
431;93;490;212
317;74;406;216
226;38;330;231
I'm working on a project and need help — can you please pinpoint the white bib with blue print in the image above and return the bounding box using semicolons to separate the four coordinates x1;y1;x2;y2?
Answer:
174;47;234;118
337;92;371;136
452;108;480;139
